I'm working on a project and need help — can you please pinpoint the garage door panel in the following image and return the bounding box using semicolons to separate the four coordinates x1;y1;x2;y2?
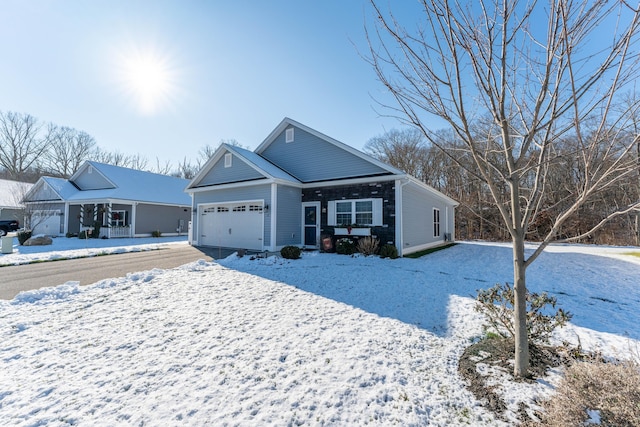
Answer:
32;211;61;236
200;203;263;250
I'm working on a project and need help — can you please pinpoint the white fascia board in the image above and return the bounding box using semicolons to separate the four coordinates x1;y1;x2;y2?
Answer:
299;174;401;189
65;198;190;208
23;178;64;202
185;144;229;190
186;178;277;193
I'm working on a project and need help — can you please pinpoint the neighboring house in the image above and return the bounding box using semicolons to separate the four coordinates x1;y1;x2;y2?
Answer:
0;178;33;223
23;161;191;238
186;118;458;256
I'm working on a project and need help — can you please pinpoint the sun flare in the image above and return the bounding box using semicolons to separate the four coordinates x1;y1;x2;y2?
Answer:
115;46;178;115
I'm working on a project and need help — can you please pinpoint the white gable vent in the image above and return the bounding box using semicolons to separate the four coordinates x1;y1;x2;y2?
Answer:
224;153;232;168
285;127;294;143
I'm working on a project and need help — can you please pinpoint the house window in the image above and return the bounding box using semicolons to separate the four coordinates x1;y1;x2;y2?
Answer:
433;208;441;237
330;198;382;226
336;201;352;225
111;210;127;227
285;128;294;143
224;153;232;168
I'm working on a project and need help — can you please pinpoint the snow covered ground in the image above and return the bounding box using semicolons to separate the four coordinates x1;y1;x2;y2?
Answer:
0;235;189;267
0;239;638;425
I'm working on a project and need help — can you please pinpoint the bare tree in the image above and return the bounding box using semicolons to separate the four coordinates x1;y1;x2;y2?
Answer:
89;148;149;170
368;0;640;377
364;128;429;180
0;111;48;179
150;157;173;175
42;125;97;177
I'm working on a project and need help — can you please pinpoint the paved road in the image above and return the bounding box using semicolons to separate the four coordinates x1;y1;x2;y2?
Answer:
0;245;234;300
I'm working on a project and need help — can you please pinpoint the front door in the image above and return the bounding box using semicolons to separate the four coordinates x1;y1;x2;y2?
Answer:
302;202;320;248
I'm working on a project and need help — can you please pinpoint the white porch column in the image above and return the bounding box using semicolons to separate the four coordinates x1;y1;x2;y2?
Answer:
107;203;112;238
132;203;137;237
93;203;98;224
63;203;69;236
79;204;84;229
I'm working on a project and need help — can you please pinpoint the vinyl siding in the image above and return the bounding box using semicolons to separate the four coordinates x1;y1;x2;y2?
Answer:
28;183;62;202
260;126;389;182
136;204;191;235
192;184;272;247
275;185;302;247
196;152;266;186
72;167;113;190
401;183;452;252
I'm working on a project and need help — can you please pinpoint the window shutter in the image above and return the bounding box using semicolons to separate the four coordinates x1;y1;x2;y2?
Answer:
327;201;336;226
373;198;383;226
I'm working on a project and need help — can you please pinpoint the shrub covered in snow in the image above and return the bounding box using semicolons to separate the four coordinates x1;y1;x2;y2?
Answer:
280;245;301;260
475;282;572;345
379;244;399;259
336;238;356;255
17;230;32;245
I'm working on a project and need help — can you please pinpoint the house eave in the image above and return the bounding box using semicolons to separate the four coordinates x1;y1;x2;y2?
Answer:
300;173;401;189
186;178;283;193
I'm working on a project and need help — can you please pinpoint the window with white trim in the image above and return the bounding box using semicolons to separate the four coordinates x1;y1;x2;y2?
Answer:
111;210;127;227
433;208;441;237
328;198;383;226
224;153;232;168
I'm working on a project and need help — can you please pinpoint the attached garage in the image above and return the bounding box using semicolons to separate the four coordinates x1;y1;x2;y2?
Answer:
32;210;62;236
199;201;264;250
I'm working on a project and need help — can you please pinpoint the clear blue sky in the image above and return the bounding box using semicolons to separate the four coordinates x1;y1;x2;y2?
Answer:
0;0;424;167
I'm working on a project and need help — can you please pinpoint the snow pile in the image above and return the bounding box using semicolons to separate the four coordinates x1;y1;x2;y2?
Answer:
0;242;638;425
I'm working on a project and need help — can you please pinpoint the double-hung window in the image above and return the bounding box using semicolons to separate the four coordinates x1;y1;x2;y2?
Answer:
111;210;127;227
328;198;382;226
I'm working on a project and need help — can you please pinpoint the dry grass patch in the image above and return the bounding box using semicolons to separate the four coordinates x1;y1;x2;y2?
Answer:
533;359;640;426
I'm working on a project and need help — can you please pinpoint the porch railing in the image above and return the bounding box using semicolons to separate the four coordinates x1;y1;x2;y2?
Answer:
108;226;132;238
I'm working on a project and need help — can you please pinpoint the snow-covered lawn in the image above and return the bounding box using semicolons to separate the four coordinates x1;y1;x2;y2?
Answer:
0;240;638;425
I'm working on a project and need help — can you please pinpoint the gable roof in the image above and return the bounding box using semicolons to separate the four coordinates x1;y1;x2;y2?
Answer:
187;143;301;190
25;161;191;206
255;117;405;178
187;118;408;191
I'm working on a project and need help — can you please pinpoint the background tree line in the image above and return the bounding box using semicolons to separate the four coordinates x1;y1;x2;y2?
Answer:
364;125;640;247
3;108;638;247
0;110;226;183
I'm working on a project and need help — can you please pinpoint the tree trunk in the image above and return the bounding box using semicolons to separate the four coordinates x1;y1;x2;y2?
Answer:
512;233;529;377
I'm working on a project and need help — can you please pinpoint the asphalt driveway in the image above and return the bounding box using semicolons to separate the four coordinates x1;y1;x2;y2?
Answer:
0;245;236;300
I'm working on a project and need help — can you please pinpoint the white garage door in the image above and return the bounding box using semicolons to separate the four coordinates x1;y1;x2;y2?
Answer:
200;202;264;250
32;211;61;236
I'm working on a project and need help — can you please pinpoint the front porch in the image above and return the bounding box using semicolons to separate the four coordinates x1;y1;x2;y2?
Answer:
72;202;135;239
